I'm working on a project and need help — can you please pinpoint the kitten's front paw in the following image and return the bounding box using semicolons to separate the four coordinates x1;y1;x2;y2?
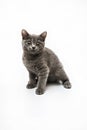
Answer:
63;81;71;89
26;83;36;89
35;88;45;95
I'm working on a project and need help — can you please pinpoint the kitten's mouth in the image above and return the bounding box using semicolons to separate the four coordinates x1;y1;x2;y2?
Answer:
30;49;38;54
32;48;36;51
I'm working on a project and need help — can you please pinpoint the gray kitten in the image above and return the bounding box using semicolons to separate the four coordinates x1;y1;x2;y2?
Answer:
21;29;71;95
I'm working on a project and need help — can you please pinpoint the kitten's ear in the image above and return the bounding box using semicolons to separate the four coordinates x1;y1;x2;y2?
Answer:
40;31;47;41
21;29;29;40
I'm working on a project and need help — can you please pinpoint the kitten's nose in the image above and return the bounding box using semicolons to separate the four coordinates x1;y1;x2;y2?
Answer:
32;46;36;50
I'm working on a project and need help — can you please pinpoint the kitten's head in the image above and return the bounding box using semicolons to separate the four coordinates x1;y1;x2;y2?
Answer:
21;29;47;55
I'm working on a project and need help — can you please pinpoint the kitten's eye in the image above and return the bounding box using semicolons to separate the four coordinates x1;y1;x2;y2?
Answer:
37;39;43;44
26;41;31;45
36;42;39;45
37;40;41;44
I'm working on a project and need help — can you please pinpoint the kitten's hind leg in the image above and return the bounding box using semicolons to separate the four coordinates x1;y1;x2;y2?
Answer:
26;71;37;89
63;80;71;89
56;68;71;89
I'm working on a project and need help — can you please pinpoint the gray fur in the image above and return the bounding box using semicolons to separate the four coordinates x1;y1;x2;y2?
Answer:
21;29;71;95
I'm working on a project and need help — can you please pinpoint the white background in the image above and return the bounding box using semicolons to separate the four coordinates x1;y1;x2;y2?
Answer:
0;0;87;130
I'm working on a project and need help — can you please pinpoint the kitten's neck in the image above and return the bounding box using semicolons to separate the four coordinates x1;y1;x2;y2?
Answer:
23;49;44;60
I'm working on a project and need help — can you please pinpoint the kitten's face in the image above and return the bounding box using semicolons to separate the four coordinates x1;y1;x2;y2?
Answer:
21;29;47;55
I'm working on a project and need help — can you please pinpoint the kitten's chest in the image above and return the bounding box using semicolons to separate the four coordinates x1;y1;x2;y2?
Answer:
23;55;43;73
